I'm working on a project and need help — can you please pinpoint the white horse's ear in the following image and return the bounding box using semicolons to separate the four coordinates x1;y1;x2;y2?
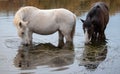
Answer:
19;21;29;28
80;19;85;23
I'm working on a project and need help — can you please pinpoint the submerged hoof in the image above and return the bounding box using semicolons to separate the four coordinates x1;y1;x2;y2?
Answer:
63;42;74;50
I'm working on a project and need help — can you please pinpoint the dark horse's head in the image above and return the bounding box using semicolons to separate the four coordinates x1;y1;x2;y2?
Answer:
81;18;94;44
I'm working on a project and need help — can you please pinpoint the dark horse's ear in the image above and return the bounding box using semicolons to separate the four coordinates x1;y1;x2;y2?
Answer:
80;19;85;23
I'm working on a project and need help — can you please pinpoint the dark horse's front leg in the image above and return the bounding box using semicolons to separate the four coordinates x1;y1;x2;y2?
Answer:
91;32;98;42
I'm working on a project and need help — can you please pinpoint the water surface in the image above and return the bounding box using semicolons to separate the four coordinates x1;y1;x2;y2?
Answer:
0;0;120;74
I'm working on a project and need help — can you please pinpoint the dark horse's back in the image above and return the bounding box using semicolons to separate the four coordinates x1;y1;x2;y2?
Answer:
87;2;109;31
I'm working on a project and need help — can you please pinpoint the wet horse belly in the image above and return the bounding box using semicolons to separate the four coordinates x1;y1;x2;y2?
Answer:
30;23;59;35
34;28;58;35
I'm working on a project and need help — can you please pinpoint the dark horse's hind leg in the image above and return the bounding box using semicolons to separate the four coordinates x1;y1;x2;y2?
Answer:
102;32;106;41
58;31;64;48
98;31;106;42
103;32;106;40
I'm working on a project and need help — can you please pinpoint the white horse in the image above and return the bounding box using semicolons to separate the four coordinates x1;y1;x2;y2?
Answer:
14;6;76;48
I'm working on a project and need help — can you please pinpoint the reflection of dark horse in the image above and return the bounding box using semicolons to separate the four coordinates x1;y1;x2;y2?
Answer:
80;43;107;70
14;43;74;70
80;2;109;44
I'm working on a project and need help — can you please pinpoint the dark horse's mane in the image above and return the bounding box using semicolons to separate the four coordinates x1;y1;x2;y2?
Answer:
87;3;108;20
86;3;108;28
87;5;101;19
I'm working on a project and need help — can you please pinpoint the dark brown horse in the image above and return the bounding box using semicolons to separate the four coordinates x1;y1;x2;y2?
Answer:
80;2;109;44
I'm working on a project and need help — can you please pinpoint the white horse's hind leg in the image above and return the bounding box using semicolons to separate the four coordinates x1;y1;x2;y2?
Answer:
65;34;72;43
64;34;73;49
59;24;75;49
64;24;75;49
58;31;64;48
62;26;74;49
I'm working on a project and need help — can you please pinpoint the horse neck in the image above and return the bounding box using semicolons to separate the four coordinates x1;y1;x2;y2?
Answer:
86;17;91;23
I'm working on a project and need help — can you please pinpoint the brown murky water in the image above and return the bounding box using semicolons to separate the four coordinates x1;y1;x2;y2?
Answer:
0;0;120;74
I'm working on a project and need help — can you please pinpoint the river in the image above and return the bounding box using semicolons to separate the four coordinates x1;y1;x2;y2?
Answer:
0;0;120;74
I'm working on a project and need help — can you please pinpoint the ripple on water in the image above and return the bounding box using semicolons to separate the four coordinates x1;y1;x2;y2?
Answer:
5;38;21;49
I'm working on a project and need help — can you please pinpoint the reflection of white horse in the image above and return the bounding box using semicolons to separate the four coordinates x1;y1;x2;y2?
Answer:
14;6;76;47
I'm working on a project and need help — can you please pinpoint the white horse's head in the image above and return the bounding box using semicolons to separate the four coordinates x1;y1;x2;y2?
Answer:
17;21;32;46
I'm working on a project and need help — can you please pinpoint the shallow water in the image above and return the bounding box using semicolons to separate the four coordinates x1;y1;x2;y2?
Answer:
0;0;120;74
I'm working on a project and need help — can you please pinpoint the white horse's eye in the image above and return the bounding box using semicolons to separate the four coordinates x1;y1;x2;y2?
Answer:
21;32;24;35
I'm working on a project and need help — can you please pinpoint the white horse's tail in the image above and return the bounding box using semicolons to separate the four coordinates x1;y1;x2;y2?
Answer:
71;14;76;39
73;14;76;26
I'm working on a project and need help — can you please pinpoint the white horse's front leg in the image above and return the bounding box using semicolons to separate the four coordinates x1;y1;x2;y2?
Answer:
29;32;33;45
26;31;33;45
58;31;64;48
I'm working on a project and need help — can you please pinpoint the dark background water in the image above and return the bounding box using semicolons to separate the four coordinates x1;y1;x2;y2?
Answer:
0;0;120;74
